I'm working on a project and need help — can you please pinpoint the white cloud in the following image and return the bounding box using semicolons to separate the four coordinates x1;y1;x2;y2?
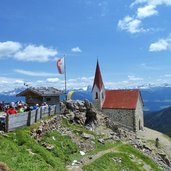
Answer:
0;41;58;62
1;73;171;93
131;0;171;7
71;47;82;53
119;0;171;34
0;77;24;92
118;16;144;33
46;78;60;82
128;75;143;81
165;74;171;77
14;45;57;62
0;75;95;93
0;41;22;58
137;5;158;18
149;36;171;51
14;69;57;77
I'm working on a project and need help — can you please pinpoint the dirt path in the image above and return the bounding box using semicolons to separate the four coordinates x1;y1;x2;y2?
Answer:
138;127;171;160
67;127;171;171
66;148;116;171
66;147;153;171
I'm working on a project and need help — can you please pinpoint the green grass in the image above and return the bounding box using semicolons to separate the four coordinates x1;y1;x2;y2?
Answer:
162;133;171;142
61;118;122;157
0;134;61;171
40;131;79;163
83;152;143;171
83;142;162;171
117;144;162;171
0;126;72;171
0;117;163;171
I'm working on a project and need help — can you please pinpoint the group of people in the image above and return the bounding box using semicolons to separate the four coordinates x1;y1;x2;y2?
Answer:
0;101;49;115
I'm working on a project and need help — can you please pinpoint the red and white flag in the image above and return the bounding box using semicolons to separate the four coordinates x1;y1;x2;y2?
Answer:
57;57;64;74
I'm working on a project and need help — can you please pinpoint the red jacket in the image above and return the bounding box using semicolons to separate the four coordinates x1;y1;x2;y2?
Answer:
6;108;17;115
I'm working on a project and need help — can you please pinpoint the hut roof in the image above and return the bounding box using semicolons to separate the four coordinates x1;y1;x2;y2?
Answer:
16;87;62;97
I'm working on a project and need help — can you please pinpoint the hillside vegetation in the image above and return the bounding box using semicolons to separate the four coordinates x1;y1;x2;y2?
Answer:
0;115;163;171
145;106;171;137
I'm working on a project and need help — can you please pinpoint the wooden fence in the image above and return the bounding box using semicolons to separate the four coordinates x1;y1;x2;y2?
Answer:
5;104;60;132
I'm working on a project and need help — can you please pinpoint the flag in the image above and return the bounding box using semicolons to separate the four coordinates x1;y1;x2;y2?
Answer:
67;91;74;100
57;57;64;74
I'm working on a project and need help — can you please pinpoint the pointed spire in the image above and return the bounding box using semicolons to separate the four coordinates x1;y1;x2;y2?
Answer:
92;60;104;91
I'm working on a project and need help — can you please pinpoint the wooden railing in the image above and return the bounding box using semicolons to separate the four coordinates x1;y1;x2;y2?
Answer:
5;104;60;132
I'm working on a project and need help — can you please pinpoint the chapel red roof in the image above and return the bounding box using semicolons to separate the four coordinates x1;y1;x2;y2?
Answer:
102;89;141;109
92;60;104;91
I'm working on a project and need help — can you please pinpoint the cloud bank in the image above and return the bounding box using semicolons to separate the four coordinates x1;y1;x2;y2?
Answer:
0;41;57;62
118;0;171;34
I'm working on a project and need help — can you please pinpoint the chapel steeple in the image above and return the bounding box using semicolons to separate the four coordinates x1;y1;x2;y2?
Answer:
92;60;105;110
92;60;104;91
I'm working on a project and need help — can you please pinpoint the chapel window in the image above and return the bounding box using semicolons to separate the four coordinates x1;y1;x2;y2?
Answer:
95;92;98;99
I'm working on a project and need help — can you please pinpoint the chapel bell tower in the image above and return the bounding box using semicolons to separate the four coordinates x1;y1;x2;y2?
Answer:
92;60;105;110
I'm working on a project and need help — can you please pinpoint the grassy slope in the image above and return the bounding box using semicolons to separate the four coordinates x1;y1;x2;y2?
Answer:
83;143;162;171
0;125;79;171
0;118;162;171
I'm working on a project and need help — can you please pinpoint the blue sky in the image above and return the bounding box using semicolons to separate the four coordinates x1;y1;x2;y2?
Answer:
0;0;171;92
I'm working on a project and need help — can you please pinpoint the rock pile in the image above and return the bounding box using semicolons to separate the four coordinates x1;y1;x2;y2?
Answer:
30;114;95;152
60;100;98;130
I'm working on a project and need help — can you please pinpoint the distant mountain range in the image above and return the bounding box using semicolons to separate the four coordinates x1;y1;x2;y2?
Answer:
145;106;171;137
1;85;171;112
1;85;171;137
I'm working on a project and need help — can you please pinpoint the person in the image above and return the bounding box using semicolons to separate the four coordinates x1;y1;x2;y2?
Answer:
33;104;39;110
155;137;159;148
24;104;31;112
42;102;48;107
6;105;17;115
17;104;24;113
0;101;3;111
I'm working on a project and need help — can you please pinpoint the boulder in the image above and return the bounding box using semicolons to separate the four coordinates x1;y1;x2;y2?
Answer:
81;132;95;140
158;152;171;167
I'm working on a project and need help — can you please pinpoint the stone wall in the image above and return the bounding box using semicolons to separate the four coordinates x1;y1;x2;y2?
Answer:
135;95;144;131
103;108;135;131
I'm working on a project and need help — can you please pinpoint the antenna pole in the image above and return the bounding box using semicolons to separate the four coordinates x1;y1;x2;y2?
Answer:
64;56;67;100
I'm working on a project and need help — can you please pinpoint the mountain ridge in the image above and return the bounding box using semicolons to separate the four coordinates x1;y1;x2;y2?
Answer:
145;106;171;137
1;85;171;112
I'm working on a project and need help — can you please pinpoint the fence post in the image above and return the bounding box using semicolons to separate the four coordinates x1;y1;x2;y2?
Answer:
5;114;9;132
40;107;42;119
54;105;56;115
48;106;51;116
27;111;31;126
35;109;38;123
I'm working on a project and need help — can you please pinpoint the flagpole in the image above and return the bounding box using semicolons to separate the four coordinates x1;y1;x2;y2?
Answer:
64;56;67;101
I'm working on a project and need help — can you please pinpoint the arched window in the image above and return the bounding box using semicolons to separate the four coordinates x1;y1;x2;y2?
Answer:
95;92;98;99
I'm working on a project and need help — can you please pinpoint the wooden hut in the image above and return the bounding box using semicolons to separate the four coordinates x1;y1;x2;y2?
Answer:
16;87;62;106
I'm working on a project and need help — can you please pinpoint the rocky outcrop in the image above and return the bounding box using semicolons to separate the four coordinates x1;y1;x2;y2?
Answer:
30;100;171;171
60;100;98;130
